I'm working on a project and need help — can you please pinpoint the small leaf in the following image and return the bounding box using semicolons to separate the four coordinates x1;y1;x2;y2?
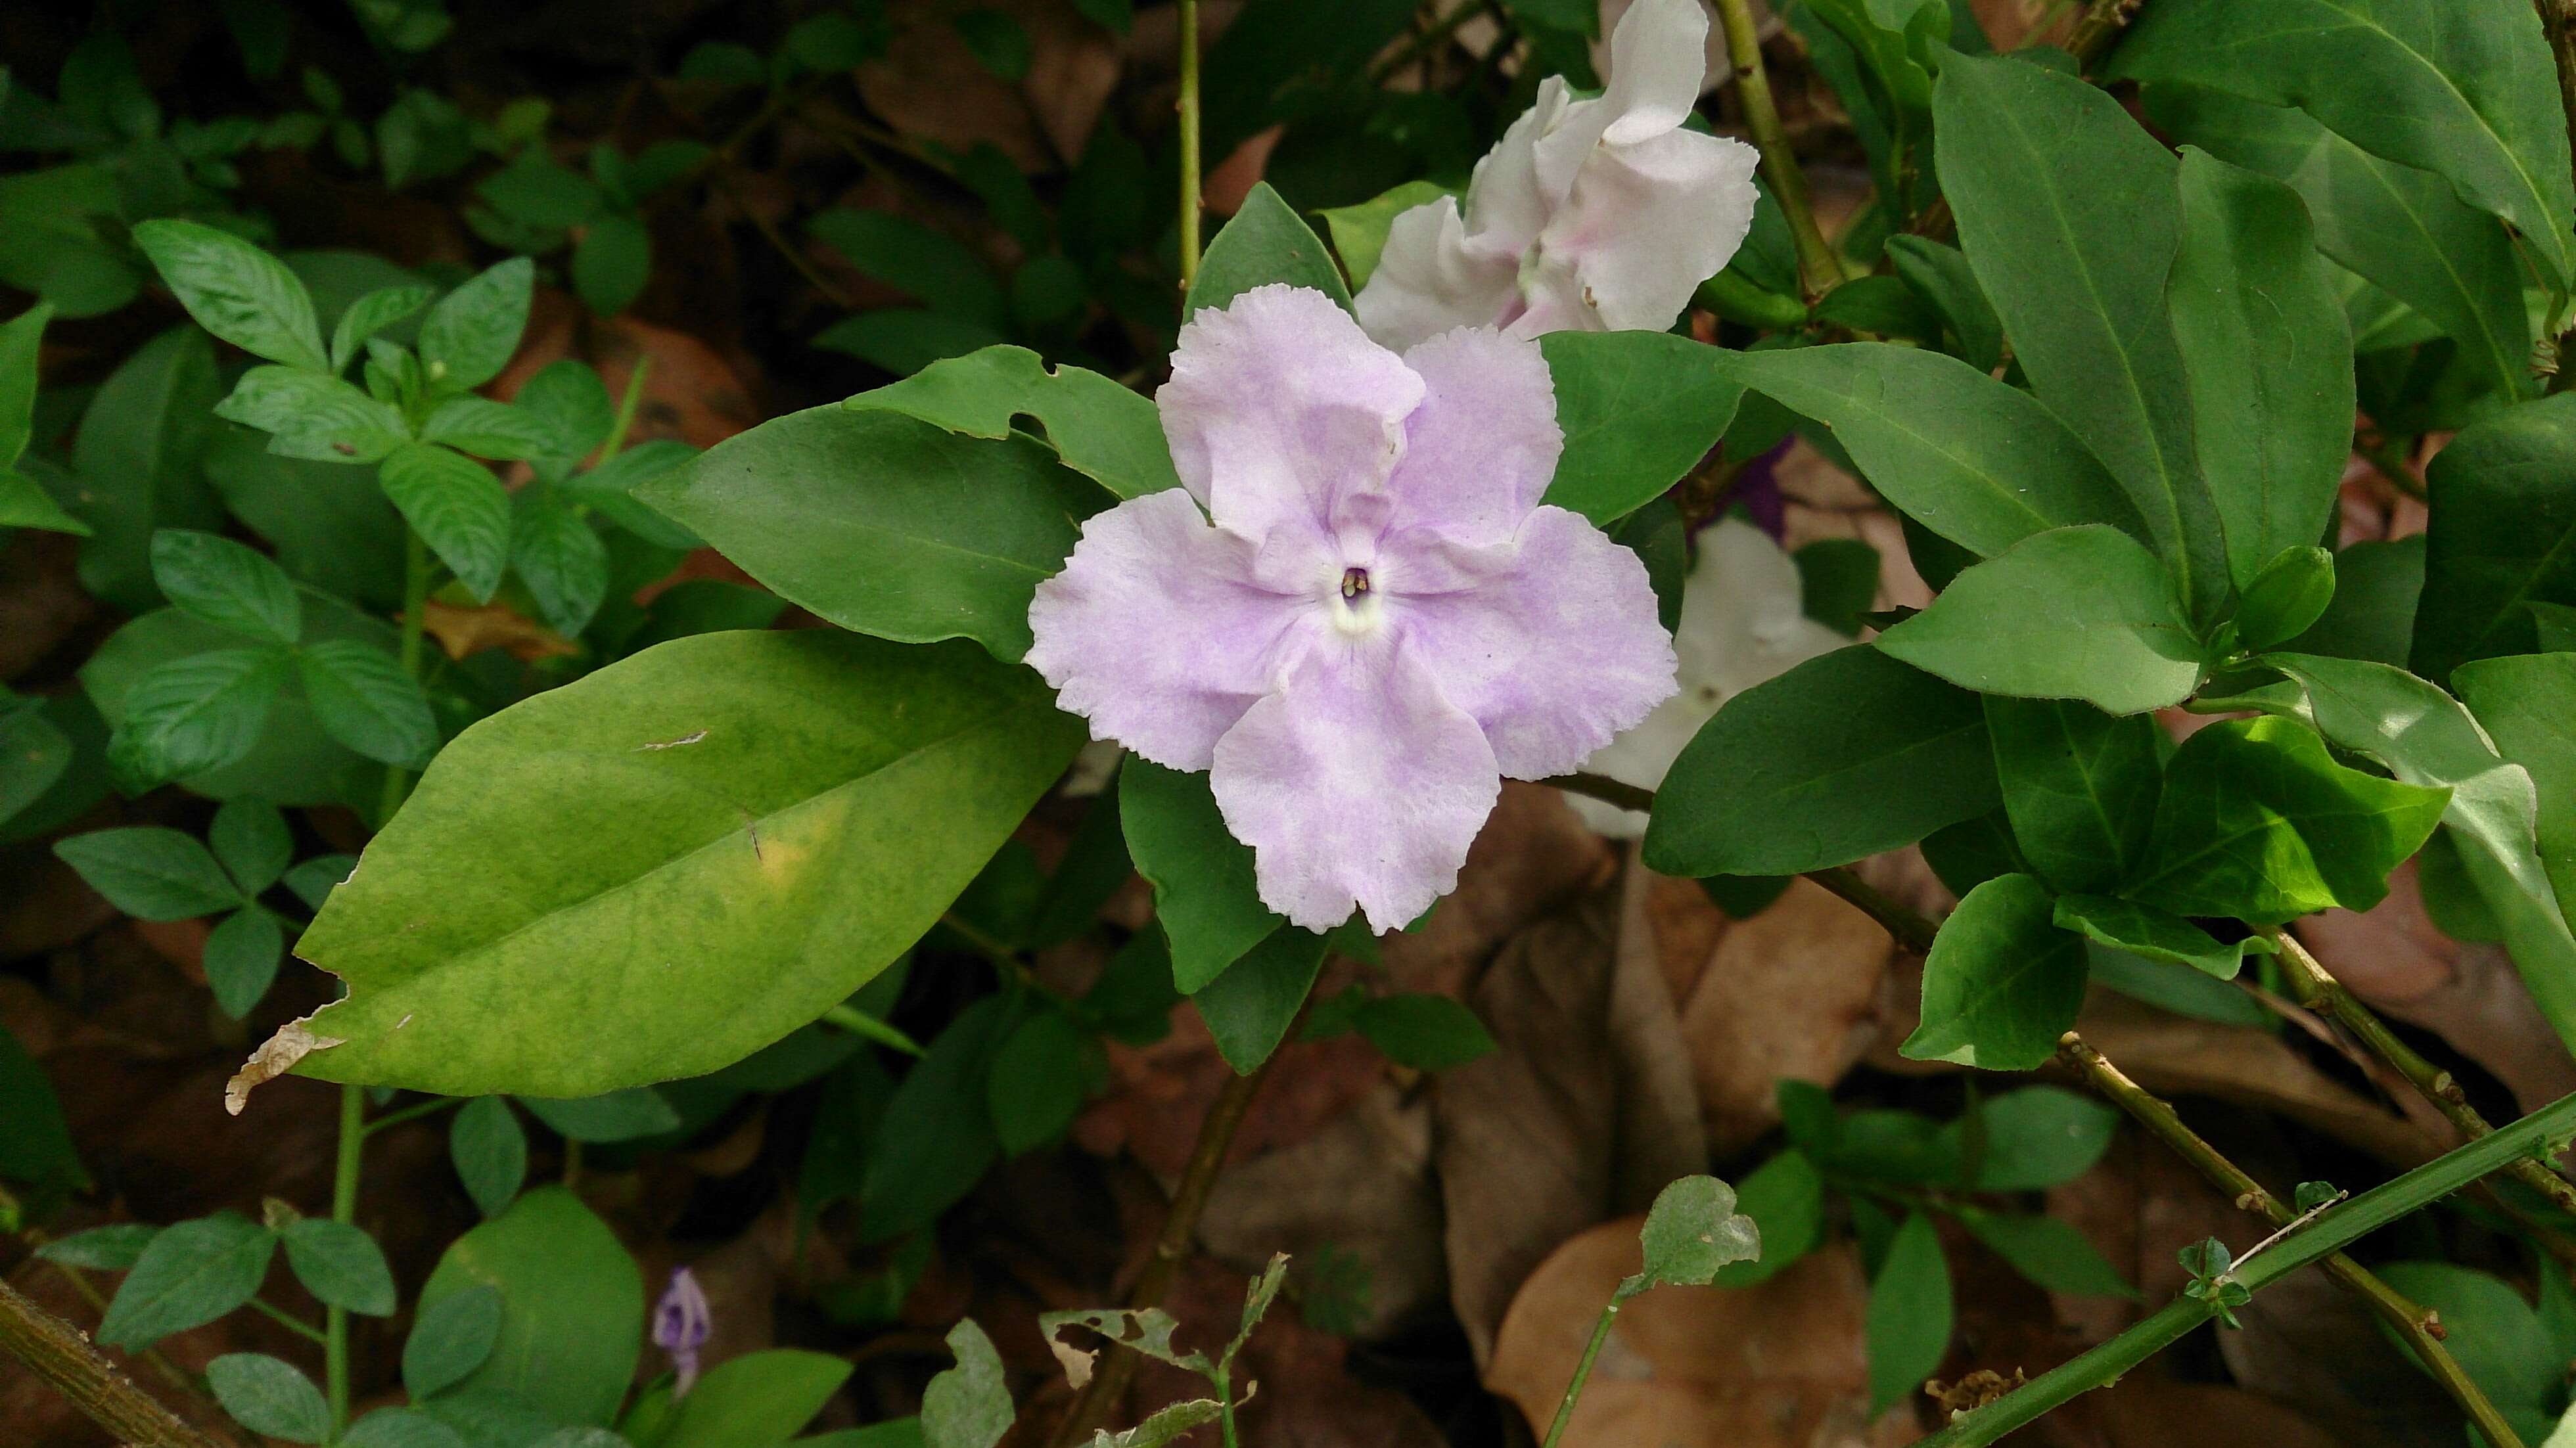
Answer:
209;1352;330;1443
56;826;242;918
342;1409;470;1448
986;1010;1087;1156
2053;895;2268;980
1121;759;1279;992
298;639;438;768
449;1097;527;1217
281;1217;396;1315
657;1347;852;1448
1864;1213;1952;1416
0;302;53;468
329;283;436;375
97;1211;276;1348
1984;696;2161;895
570;213;651;317
107;647;292;785
131;220;329;372
403;1283;503;1399
283;854;357;913
421;397;559;461
214;366;411;463
210;798;292;896
1351;993;1495;1072
921;1319;1015;1448
1092;1399;1222;1448
517;1088;681;1143
1631;1175;1761;1292
1540;330;1744;526
2293;1181;2342;1214
844;346;1180;501
513;360;615;466
1956;1213;2136;1300
509;493;609;636
1901;874;2086;1072
37;1223;159;1270
1187;183;1350;317
379;442;511;602
1193;926;1327;1074
1954;1085;2119;1190
418;258;534;394
2236;545;2337;651
1318;180;1448;290
149;530;302;643
413;1188;643;1427
204;906;285;1018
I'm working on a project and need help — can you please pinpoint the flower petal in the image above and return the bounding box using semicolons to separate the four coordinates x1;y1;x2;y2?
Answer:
1598;0;1711;145
1026;488;1316;771
1383;327;1563;546
1354;196;1523;352
1212;639;1500;933
1463;79;1572;251
1396;505;1677;779
1543;129;1760;332
1159;283;1424;542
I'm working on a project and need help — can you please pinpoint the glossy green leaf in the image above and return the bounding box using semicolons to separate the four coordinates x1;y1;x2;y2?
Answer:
448;1098;527;1219
419;258;534;394
1864;1212;1952;1417
1539;330;1744;526
2111;0;2576;296
1193;924;1327;1073
108;646;293;788
404;1283;504;1399
2268;652;2576;1055
380;443;511;602
421;397;559;461
97;1211;276;1348
2168;150;2353;587
286;631;1081;1098
1186;182;1350;317
2412;394;2576;684
1934;53;2227;621
150;529;302;644
1878;526;2205;715
204;906;284;1018
1956;1085;2120;1190
2128;715;2448;923
329;283;436;375
641;406;1105;663
217;367;411;463
1644;645;1998;876
1883;237;2002;371
515;360;616;467
511;493;610;635
1957;1212;2136;1300
1630;1175;1760;1292
210;1353;329;1444
298;639;438;768
2456;652;2576;916
1318;180;1448;290
1352;993;1495;1072
1903;874;2087;1071
1709;343;2144;560
2375;1262;2560;1420
414;1187;642;1427
2054;895;2268;980
844;346;1182;501
1984;697;2162;894
1120;758;1281;991
55;826;242;918
1713;1149;1825;1289
132;219;329;373
281;1217;396;1315
660;1349;854;1448
2236;546;2337;652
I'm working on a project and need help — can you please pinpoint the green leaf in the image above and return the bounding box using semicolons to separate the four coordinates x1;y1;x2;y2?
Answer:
517;1088;682;1143
2375;1262;2560;1418
1120;759;1280;991
511;493;610;635
1956;1212;2136;1300
404;1282;503;1399
2054;895;2268;980
921;1321;1013;1448
414;1187;643;1428
150;529;302;644
1644;645;1999;876
215;367;411;464
0;302;52;468
298;639;438;768
861;995;1014;1244
131;219;329;373
809;210;1008;328
281;1217;396;1315
419;258;534;394
287;631;1080;1098
421;397;559;461
210;798;292;897
2268;652;2576;1056
1712;1150;1825;1289
2237;546;2337;652
204;906;284;1018
448;1098;526;1219
0;1023;84;1191
1352;993;1495;1072
2412;394;2576;684
2145;85;2530;404
344;1409;471;1448
1709;343;2145;560
209;1353;330;1444
1902;873;2086;1071
814;309;1012;376
987;1010;1087;1155
2456;652;2576;917
37;1223;158;1270
0;468;89;535
2168;150;2354;587
1630;1175;1761;1292
97;1211;276;1348
70;327;224;612
284;854;357;913
2127;715;2449;924
379;443;511;602
329;283;436;375
2109;0;2576;298
0;698;74;830
1956;1085;2119;1190
843;346;1182;501
57;826;242;918
1186;183;1350;318
1883;237;2002;371
1984;697;2162;894
1864;1212;1952;1417
1877;526;2205;715
204;424;407;610
1193;925;1328;1072
571;213;651;316
1538;330;1744;526
1318;180;1448;290
515;361;616;467
1933;53;2227;620
0;164;143;318
1091;1401;1222;1448
640;406;1105;663
108;646;292;787
660;1349;854;1448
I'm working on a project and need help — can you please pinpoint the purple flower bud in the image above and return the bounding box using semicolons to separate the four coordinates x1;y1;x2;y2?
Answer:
651;1267;712;1396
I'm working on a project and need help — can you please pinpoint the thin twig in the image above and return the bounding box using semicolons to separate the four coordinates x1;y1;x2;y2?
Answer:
1711;0;1844;298
2267;928;2576;1217
0;1278;231;1448
1176;0;1205;294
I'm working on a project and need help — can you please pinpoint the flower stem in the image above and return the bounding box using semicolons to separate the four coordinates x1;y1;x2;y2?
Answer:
2060;0;2148;70
0;1278;233;1448
325;1083;365;1440
1176;0;1205;296
2264;926;2576;1217
376;527;434;825
1538;1298;1621;1448
1711;0;1843;298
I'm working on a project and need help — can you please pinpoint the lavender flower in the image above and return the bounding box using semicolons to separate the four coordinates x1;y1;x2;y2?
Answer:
1028;284;1676;931
1352;0;1760;350
652;1267;712;1396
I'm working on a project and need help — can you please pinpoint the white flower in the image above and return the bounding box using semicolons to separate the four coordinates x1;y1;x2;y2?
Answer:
1352;0;1761;350
1571;518;1849;838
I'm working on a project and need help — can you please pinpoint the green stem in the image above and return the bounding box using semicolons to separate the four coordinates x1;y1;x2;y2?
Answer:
376;528;434;825
1540;1297;1623;1448
1176;0;1203;295
1912;1087;2576;1447
324;1083;364;1440
597;354;653;465
1711;0;1843;297
246;1296;331;1348
360;1094;467;1139
1218;1369;1241;1448
817;1001;926;1057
